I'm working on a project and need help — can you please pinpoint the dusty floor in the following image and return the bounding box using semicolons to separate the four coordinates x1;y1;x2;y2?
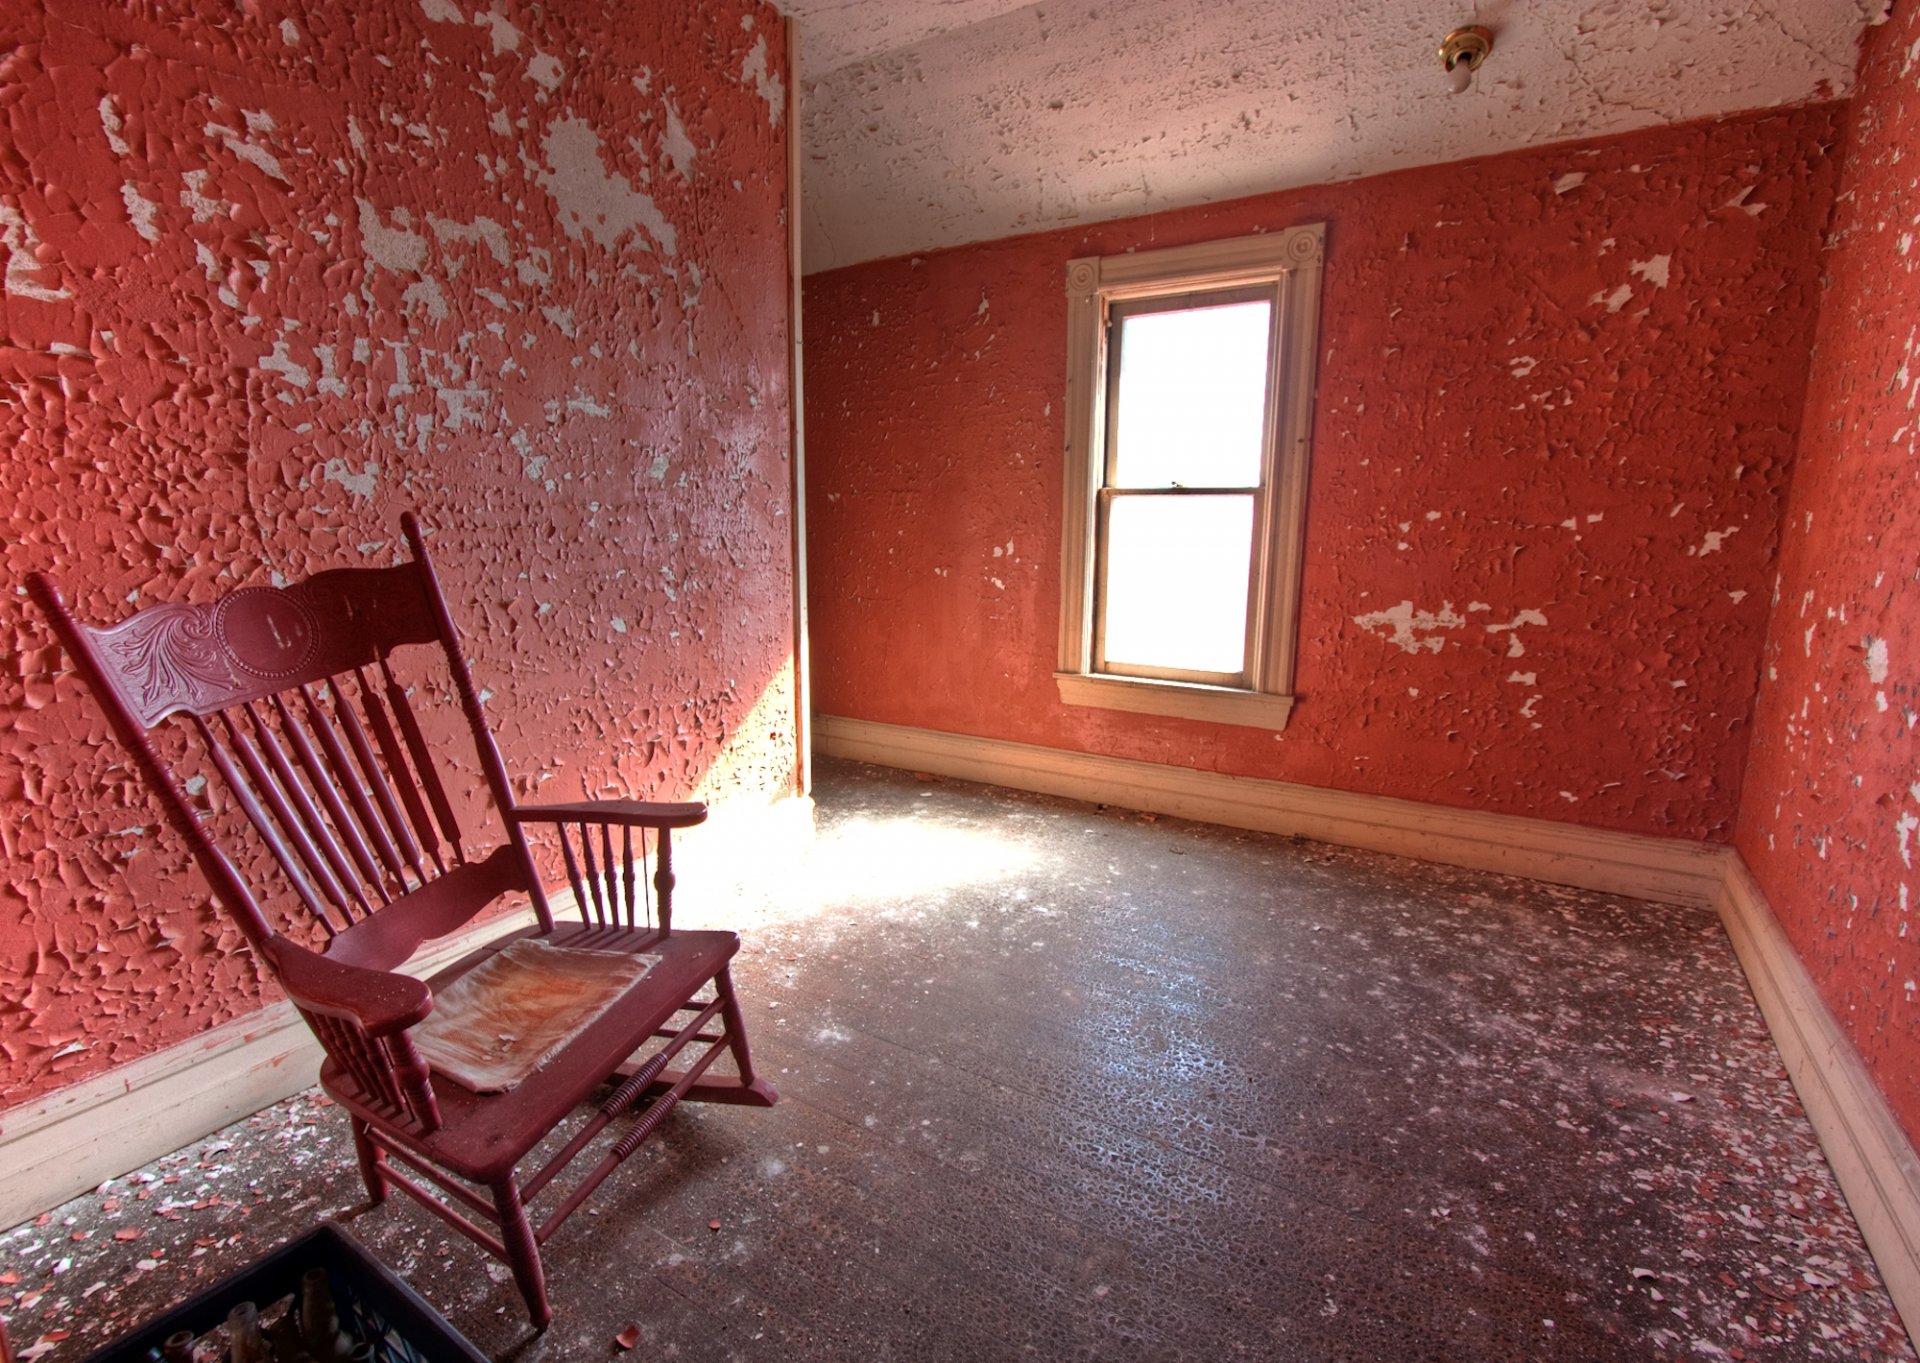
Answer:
3;760;1914;1362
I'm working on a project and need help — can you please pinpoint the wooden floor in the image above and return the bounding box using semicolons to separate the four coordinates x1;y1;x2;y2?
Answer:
4;760;1914;1361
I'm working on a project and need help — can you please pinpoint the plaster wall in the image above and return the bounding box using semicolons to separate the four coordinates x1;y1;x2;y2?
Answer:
1735;6;1920;1151
804;108;1839;844
0;0;797;1108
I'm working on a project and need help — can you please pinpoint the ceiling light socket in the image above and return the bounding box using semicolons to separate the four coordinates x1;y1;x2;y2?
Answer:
1440;25;1493;94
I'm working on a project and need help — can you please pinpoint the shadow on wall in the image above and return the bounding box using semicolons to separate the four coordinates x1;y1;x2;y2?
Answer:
0;0;797;1108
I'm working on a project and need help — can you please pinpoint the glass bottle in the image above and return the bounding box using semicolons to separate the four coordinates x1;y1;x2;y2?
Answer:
298;1268;355;1362
225;1304;270;1363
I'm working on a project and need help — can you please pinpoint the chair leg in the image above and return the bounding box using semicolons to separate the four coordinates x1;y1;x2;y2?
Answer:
716;965;776;1103
492;1177;552;1330
350;1118;389;1206
715;965;758;1085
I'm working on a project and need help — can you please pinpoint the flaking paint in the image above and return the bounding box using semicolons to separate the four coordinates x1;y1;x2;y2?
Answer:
1736;4;1920;1152
0;0;797;1108
804;109;1839;842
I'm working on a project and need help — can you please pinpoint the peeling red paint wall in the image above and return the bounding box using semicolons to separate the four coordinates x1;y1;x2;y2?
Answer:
1735;11;1920;1151
805;109;1838;842
0;0;797;1107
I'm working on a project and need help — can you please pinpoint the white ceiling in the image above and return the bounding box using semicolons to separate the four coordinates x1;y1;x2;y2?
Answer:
782;0;1878;274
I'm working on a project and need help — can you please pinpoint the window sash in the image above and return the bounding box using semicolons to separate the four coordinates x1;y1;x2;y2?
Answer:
1055;224;1325;732
1091;282;1283;688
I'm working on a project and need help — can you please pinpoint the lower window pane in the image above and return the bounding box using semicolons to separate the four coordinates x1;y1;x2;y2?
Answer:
1101;494;1253;675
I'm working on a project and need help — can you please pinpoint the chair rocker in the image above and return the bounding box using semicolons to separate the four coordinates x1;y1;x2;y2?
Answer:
28;513;777;1328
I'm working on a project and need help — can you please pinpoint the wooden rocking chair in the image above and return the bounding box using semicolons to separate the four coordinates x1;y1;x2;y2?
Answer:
27;513;777;1328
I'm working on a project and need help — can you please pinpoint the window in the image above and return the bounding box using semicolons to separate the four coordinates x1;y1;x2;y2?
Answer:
1056;225;1325;730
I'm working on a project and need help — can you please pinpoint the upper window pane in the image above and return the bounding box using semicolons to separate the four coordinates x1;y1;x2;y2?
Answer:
1111;298;1271;489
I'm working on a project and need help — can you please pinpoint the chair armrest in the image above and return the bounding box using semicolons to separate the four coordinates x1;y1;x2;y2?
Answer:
511;798;709;830
264;935;433;1038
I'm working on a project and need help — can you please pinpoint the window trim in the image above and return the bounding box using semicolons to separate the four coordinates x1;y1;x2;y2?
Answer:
1056;224;1326;731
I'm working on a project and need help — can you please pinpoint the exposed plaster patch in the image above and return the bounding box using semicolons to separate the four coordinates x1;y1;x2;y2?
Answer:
356;199;428;273
662;100;699;180
419;0;463;22
1694;527;1739;556
1629;254;1672;288
207;119;290;183
313;345;348;397
120;185;160;243
1553;172;1587;195
402;277;450;320
1592;283;1634;313
0;201;68;301
527;52;565;92
437;386;490;430
321;458;379;499
1482;610;1548;660
741;36;785;127
1352;601;1466;655
1865;635;1890;684
430;215;512;266
99;96;131;156
476;9;521;52
537;117;676;255
258;339;312;389
176;169;226;225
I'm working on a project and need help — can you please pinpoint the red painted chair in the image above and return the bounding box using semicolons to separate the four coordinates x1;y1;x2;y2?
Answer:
27;513;776;1328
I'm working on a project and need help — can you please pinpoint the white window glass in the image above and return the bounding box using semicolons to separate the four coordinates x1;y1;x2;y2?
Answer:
1100;493;1254;675
1111;300;1271;489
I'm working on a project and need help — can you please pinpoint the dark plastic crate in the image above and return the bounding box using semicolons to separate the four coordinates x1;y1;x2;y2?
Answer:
81;1224;485;1363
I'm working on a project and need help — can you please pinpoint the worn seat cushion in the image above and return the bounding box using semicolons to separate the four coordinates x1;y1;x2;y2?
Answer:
319;922;740;1182
411;939;660;1093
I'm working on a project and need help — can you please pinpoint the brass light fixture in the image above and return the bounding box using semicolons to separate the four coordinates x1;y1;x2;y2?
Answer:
1440;25;1494;95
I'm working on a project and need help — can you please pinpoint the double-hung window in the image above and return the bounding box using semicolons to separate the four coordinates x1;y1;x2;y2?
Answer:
1056;225;1325;730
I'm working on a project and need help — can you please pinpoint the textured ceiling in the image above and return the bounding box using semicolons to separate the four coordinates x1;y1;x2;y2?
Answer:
784;0;1877;274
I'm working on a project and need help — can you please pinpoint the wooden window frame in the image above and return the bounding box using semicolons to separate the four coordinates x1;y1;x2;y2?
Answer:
1056;224;1326;731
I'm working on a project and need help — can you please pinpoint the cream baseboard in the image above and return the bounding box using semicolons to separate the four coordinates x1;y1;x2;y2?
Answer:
814;715;1727;906
816;714;1918;1341
1717;858;1920;1337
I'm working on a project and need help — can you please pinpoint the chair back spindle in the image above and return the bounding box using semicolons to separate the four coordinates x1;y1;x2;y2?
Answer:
555;819;671;931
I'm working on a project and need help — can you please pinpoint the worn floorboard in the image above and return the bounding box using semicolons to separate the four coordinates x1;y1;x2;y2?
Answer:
3;759;1913;1361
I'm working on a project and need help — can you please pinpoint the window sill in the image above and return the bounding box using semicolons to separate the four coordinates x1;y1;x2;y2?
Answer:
1054;672;1296;731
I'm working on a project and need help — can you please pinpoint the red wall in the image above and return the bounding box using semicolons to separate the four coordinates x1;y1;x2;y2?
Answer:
1736;8;1920;1150
0;0;797;1106
805;109;1839;841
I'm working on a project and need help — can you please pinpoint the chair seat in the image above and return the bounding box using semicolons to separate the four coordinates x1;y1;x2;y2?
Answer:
320;922;739;1184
